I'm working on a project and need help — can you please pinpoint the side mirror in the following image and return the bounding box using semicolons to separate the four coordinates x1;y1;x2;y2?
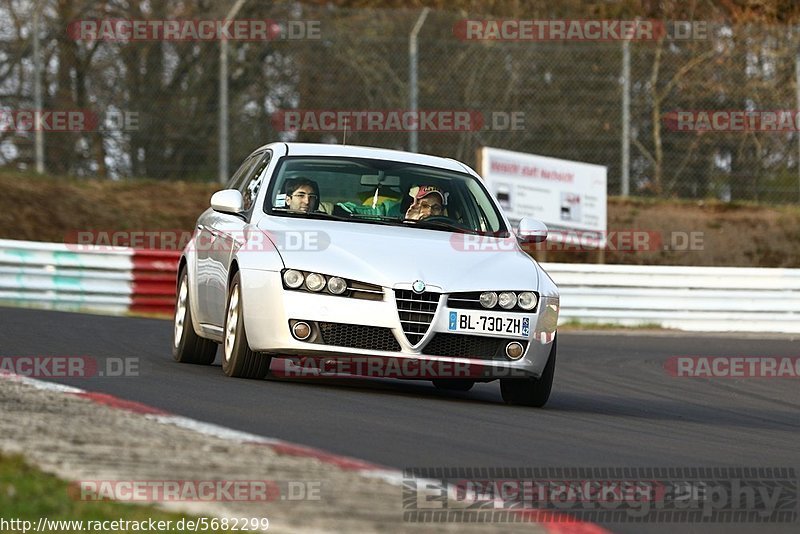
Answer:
210;189;244;215
517;217;548;244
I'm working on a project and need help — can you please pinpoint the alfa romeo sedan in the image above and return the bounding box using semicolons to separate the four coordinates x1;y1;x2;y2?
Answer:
172;143;560;406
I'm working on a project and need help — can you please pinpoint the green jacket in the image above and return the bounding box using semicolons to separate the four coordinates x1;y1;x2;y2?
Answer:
336;199;403;217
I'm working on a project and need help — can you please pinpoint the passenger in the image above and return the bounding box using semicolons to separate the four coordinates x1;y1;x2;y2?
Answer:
403;185;446;221
283;177;320;213
336;184;446;221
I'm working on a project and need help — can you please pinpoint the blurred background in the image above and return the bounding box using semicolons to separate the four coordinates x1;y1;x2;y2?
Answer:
2;0;800;204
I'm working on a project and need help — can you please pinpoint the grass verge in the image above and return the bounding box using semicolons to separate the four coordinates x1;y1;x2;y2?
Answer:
0;453;240;533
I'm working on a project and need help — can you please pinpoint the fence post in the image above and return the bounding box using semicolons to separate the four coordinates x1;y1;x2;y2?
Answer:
621;37;631;197
33;0;45;174
796;44;800;201
408;8;430;153
219;0;248;184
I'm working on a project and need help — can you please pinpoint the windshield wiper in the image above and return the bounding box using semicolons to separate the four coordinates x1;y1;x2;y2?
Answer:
271;209;352;222
402;218;479;235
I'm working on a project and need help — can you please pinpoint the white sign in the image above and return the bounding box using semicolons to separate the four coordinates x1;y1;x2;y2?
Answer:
478;147;607;247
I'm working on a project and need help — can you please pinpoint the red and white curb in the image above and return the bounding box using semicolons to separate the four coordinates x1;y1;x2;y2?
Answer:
0;372;611;534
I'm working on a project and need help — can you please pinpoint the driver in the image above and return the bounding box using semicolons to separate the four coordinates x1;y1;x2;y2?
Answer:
404;185;446;221
283;177;320;213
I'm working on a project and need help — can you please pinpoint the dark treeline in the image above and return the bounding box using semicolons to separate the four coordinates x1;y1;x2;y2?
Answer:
1;0;799;202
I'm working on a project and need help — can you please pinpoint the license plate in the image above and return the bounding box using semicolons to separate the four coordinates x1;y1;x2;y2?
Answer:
448;311;530;338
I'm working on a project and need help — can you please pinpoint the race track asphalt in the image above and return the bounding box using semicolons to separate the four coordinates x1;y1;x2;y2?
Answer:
2;306;798;533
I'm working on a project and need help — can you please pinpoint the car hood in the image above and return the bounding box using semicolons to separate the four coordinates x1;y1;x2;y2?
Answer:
258;216;540;292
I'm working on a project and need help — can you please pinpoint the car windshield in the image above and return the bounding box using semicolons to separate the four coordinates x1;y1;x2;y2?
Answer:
265;156;508;235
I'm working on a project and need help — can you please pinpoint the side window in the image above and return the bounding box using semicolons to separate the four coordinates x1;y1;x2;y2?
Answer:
227;154;259;192
241;151;271;212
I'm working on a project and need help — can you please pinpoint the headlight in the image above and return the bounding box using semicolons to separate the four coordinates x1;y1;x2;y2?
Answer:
327;276;347;295
517;291;538;310
283;269;304;289
305;273;326;292
479;292;498;308
498;291;517;309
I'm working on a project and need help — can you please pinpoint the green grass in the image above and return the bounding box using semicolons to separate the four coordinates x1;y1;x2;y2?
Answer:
0;454;240;533
559;319;667;330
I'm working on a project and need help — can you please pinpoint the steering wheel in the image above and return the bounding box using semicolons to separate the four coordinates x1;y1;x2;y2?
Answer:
418;216;452;223
416;215;470;229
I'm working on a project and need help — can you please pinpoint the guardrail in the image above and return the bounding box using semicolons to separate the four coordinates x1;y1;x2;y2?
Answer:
1;239;798;333
0;239;179;315
551;263;800;333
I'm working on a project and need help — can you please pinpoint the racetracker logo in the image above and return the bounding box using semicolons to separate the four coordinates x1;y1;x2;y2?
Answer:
65;229;330;253
453;20;708;41
74;480;321;502
271;110;525;132
450;230;704;252
0;110;139;132
68;19;320;41
403;466;798;523
0;356;138;378
273;356;533;379
665;357;800;378
665;110;800;132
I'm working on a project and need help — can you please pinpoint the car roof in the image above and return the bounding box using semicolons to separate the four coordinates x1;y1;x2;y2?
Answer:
254;142;475;175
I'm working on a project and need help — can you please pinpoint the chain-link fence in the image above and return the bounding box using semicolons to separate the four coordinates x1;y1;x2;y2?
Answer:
2;1;800;203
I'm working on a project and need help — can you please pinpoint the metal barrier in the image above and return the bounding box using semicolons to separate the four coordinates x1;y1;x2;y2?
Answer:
548;263;800;333
1;239;797;333
0;239;179;315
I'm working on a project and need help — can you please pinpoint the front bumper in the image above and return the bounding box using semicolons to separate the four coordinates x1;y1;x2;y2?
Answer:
239;268;559;380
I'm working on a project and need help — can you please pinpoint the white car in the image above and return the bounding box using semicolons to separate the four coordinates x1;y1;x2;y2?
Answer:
173;143;560;406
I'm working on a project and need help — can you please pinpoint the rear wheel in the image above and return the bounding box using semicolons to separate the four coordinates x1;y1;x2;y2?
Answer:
222;272;271;379
500;335;557;407
432;379;475;392
172;268;217;365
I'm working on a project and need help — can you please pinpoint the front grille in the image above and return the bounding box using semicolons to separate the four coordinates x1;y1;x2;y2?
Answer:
318;322;401;352
395;289;440;345
422;333;528;360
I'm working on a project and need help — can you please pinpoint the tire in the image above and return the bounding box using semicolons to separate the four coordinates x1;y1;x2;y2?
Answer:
221;272;270;379
432;379;475;392
500;335;557;407
173;267;217;365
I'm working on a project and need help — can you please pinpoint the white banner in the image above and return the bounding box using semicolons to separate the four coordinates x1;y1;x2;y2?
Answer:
478;147;607;247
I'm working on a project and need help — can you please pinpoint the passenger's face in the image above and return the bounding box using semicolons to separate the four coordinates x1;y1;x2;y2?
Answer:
287;185;316;212
406;194;444;220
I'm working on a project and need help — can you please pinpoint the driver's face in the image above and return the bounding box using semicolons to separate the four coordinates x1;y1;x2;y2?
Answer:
287;185;316;212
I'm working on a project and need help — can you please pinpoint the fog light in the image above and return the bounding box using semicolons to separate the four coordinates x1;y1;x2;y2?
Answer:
479;292;498;308
498;291;517;309
283;269;304;289
518;292;538;310
305;273;326;292
292;321;311;341
505;341;524;360
327;276;347;295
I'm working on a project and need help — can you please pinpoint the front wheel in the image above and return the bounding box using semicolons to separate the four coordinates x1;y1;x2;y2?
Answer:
172;268;217;365
500;335;557;407
222;272;271;379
